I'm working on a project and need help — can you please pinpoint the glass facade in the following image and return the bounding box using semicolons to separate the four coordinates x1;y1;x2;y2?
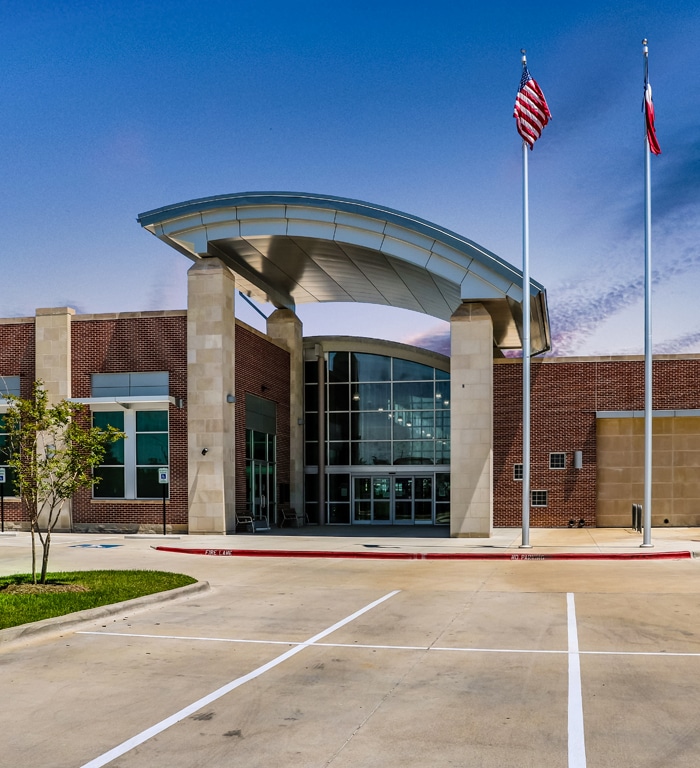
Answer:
305;350;450;526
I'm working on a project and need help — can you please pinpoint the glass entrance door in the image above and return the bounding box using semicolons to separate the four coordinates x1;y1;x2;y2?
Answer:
351;475;434;524
249;461;274;527
393;476;413;524
373;476;391;522
414;476;433;524
353;476;391;523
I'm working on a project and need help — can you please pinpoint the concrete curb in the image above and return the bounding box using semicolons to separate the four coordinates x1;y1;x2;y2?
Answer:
0;580;210;651
153;546;695;562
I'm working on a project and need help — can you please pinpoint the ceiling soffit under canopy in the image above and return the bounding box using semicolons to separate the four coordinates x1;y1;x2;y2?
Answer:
138;192;550;354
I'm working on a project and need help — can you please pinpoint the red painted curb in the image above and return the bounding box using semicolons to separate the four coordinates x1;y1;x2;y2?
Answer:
153;546;694;561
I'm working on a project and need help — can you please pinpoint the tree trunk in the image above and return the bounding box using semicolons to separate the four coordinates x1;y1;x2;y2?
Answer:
40;529;51;584
30;519;38;584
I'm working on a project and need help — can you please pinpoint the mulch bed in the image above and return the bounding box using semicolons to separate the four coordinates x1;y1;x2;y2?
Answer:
1;583;90;594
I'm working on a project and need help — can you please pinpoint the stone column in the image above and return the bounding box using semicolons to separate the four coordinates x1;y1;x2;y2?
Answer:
187;259;237;534
266;309;304;516
34;307;74;530
450;302;493;537
35;307;74;403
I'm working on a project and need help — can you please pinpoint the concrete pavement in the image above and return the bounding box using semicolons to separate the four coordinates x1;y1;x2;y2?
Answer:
3;528;700;767
2;525;697;648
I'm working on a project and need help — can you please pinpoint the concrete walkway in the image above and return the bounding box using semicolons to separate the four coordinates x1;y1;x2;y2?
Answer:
148;525;700;559
2;525;700;562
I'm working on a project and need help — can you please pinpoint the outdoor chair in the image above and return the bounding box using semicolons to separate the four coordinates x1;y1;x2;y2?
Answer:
235;511;255;533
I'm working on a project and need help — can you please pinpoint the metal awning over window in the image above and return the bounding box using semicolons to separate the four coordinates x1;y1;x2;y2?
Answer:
69;396;180;411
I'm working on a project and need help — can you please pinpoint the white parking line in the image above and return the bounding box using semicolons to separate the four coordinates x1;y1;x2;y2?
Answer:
76;592;700;768
79;590;400;768
568;592;587;768
79;631;700;658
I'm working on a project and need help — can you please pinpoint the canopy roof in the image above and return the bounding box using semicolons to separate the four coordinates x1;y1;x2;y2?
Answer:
138;191;550;353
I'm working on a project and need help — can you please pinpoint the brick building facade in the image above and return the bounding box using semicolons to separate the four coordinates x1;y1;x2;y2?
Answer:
2;308;700;532
494;356;700;528
0;310;290;533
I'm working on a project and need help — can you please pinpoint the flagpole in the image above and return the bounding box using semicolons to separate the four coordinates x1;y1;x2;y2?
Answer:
520;49;532;549
641;39;653;547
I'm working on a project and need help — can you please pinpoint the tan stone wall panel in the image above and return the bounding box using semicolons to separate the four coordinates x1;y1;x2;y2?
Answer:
597;416;700;526
450;303;493;537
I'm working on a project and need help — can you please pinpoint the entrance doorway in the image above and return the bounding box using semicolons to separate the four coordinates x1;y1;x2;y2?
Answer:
352;475;435;524
247;459;275;528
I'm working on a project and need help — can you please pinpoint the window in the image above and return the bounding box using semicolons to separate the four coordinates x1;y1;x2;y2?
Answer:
93;409;169;499
305;353;450;470
513;463;523;481
91;372;168;397
90;371;170;499
549;452;566;469
531;490;548;507
0;415;17;495
0;376;20;398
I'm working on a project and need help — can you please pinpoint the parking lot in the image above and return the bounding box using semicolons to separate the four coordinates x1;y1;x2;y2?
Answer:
2;533;700;767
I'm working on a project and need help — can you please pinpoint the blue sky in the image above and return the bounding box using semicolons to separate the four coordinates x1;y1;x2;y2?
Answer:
2;1;699;356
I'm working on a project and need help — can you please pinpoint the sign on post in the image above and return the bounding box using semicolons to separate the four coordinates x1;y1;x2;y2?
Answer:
0;467;5;532
158;467;169;535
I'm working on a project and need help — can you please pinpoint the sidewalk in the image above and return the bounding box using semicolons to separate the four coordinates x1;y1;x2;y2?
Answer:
141;525;700;560
2;526;700;562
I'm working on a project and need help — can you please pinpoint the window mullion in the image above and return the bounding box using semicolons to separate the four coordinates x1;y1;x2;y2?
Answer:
124;410;137;498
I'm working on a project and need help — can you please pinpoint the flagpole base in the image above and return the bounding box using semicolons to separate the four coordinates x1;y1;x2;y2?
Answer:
640;543;654;548
519;544;533;549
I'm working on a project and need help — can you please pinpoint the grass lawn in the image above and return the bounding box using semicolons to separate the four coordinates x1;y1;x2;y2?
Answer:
0;570;197;630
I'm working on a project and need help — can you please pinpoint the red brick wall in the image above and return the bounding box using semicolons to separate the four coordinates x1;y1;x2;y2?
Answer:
0;311;290;532
234;324;291;516
70;313;188;531
4;309;699;533
0;320;35;525
494;356;700;527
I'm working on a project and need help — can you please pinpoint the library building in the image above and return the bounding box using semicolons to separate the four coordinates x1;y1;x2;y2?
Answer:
1;192;699;536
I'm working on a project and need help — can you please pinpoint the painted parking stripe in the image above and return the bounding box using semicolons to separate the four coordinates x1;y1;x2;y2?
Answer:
568;593;587;768
80;631;700;658
79;590;400;768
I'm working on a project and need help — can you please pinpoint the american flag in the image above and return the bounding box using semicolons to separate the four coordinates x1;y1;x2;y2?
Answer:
514;66;551;149
644;77;661;155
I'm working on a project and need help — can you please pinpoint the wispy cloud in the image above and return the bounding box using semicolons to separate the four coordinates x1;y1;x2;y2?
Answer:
405;325;450;356
549;242;700;357
57;299;86;314
653;138;700;222
406;234;700;359
657;329;700;354
145;261;188;312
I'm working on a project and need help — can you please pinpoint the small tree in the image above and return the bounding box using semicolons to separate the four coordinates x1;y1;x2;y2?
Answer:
5;381;124;583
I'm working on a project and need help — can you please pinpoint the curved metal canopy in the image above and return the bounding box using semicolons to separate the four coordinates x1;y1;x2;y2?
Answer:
138;191;550;353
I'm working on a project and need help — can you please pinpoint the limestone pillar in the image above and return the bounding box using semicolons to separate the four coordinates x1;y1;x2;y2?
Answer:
187;259;237;534
35;307;74;403
266;309;304;515
34;307;74;531
450;302;493;537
